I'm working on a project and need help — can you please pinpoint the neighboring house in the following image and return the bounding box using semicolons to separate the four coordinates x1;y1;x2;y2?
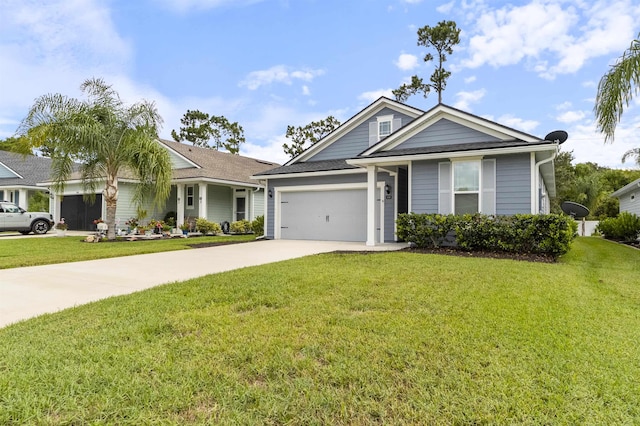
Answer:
253;98;561;246
0;151;53;209
44;139;279;231
611;177;640;216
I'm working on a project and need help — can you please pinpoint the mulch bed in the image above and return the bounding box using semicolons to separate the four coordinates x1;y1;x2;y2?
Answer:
400;247;556;263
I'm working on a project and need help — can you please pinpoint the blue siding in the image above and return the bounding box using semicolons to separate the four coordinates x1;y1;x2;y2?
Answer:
495;153;532;214
266;171;396;242
393;118;500;150
410;160;438;213
309;107;415;161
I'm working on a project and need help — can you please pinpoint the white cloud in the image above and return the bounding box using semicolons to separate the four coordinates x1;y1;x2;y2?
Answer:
239;65;325;90
358;89;394;103
464;76;477;84
302;85;310;96
562;117;640;169
453;89;486;111
557;110;586;124
395;53;419;71
461;0;640;79
495;114;540;134
153;0;264;13
436;1;455;14
0;0;133;137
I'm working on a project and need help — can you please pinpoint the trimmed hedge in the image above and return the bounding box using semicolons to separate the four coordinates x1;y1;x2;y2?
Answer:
230;219;252;234
195;218;222;235
596;212;640;241
397;213;577;259
251;215;264;237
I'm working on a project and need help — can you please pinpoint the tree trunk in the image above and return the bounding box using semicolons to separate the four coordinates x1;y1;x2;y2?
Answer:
104;174;119;240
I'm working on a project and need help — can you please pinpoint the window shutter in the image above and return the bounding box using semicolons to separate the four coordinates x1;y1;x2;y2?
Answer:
438;162;452;214
392;117;402;132
368;122;378;146
481;159;496;215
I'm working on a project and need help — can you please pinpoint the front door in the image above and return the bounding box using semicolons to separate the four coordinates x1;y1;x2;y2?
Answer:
235;194;246;221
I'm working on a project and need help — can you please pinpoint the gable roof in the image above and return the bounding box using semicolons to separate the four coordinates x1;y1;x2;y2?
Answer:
0;151;55;188
158;139;279;186
288;97;423;165
361;103;544;156
611;177;640;198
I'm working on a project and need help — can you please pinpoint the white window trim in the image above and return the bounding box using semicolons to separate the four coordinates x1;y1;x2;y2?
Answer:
377;114;393;141
452;159;482;215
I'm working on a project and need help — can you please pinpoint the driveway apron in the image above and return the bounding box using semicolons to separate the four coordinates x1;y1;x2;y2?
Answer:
0;240;406;328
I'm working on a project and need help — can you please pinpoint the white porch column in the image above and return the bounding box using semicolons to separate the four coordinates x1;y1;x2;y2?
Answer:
198;183;208;219
366;165;378;246
50;192;60;223
17;189;28;209
176;184;185;227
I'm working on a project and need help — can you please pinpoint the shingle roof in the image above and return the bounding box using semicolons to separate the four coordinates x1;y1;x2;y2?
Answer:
159;139;279;185
0;151;55;187
253;159;358;176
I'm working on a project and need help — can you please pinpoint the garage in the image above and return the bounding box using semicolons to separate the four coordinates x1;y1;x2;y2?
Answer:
60;195;102;230
278;187;380;242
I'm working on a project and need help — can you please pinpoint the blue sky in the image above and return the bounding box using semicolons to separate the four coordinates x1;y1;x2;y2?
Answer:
1;0;639;168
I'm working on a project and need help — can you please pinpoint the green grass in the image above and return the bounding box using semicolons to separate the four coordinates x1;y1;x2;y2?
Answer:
0;234;256;269
1;237;639;424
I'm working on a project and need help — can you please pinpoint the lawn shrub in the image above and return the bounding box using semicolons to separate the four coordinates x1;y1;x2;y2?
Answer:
398;213;576;258
596;212;640;241
396;213;455;248
230;219;252;234
251;215;264;236
195;218;222;235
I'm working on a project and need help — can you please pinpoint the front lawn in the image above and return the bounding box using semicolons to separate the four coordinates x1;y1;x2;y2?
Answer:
0;234;256;269
1;238;639;423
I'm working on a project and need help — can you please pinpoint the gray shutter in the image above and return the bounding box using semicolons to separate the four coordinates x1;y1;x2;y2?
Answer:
392;117;402;132
481;159;496;215
438;162;452;214
368;122;378;146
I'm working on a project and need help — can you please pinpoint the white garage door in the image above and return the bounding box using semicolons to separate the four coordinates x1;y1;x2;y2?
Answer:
280;189;372;242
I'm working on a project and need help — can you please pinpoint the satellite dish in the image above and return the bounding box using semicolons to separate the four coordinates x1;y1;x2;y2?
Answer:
544;130;568;144
561;201;589;219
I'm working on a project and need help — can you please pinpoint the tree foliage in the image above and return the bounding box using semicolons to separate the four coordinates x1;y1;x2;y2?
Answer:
18;77;173;240
552;150;640;219
283;116;341;159
0;136;33;155
171;110;245;154
393;20;461;104
594;32;640;143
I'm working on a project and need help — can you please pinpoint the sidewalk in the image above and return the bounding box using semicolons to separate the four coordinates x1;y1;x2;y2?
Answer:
0;239;407;328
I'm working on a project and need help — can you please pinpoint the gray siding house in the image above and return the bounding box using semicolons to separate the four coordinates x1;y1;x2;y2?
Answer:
46;139;279;231
0;151;54;209
254;98;560;246
611;177;640;216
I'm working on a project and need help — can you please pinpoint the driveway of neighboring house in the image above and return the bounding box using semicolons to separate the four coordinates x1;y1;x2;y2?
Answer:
0;239;407;328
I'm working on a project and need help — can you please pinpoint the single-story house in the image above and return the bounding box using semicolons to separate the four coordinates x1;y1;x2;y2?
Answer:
44;139;279;231
0;151;53;209
611;177;640;216
253;98;562;246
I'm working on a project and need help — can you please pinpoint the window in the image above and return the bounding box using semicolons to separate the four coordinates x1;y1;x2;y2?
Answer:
377;115;393;140
453;160;480;215
186;185;194;209
439;159;496;215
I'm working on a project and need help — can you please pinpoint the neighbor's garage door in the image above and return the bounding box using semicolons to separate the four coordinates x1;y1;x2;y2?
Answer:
280;189;368;242
60;195;102;231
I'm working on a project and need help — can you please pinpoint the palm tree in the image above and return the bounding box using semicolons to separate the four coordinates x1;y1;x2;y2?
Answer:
594;33;640;143
622;147;640;165
18;78;173;240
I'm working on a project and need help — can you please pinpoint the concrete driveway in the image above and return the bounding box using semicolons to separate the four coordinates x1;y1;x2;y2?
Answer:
0;239;406;328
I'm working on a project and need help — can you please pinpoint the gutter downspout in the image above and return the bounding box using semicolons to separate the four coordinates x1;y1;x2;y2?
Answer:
534;147;557;214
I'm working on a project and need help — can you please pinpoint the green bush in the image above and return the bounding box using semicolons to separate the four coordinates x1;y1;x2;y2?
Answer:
195;218;222;235
397;213;577;259
28;191;49;212
397;213;455;248
596;212;640;241
251;215;264;236
230;219;252;234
